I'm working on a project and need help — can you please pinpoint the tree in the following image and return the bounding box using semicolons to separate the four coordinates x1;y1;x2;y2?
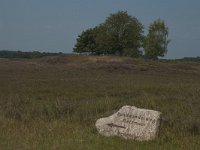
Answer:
73;28;97;54
101;11;144;56
73;11;144;57
73;25;114;55
144;19;170;59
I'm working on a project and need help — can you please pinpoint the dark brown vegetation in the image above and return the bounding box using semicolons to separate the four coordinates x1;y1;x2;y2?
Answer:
0;55;200;149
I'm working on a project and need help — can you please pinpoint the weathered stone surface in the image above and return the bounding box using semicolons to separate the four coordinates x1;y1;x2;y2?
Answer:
95;105;161;141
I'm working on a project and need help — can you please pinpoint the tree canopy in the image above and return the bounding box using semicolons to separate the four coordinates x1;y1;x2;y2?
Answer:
73;11;170;59
73;28;97;54
74;11;144;57
144;19;170;59
101;11;144;57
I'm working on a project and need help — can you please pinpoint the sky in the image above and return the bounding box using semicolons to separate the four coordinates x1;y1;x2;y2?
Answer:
0;0;200;59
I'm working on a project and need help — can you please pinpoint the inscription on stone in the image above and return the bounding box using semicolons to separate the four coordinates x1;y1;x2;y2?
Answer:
95;105;161;141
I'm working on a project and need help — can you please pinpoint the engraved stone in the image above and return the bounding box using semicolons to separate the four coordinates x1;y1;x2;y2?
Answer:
95;105;161;141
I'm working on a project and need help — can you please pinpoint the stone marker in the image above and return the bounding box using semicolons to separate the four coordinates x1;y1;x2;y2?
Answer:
95;105;161;141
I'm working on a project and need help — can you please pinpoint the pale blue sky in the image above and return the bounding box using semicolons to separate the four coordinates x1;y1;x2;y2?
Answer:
0;0;200;58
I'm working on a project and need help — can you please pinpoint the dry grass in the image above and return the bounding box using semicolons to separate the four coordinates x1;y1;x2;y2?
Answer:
0;55;200;149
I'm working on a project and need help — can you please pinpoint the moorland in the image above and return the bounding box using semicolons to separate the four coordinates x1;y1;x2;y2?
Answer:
0;55;200;149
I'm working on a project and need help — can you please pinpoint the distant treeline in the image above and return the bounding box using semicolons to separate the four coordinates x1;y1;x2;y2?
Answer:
160;57;200;62
0;50;63;59
178;57;200;62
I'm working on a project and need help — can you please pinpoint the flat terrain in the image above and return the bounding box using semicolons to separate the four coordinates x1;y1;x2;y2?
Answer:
0;55;200;150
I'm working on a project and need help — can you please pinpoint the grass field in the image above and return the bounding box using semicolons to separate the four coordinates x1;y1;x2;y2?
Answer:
0;55;200;150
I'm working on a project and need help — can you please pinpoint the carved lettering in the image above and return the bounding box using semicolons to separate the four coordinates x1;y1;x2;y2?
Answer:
96;106;161;141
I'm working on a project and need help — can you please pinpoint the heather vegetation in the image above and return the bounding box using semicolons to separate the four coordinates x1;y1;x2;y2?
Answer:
0;55;200;149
